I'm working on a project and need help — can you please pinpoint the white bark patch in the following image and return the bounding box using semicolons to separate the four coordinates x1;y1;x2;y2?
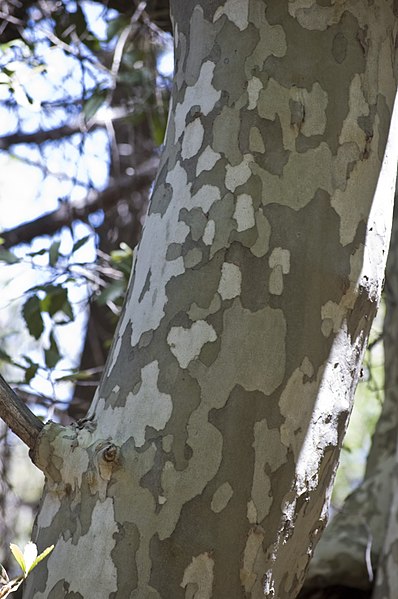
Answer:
34;498;118;598
251;210;271;257
36;492;61;529
126;361;172;447
196;146;221;176
218;262;242;300
333;114;389;247
107;161;191;365
181;118;205;160
252;142;333;210
192;300;286;403
269;247;290;273
279;365;320;464
247;500;257;524
162;434;174;453
269;265;284;295
95;361;172;446
211;482;233;513
174;62;221;142
240;527;265;593
247;77;263;110
213;0;249;31
225;154;253;192
291;83;328;137
181;553;215;599
247;10;287;69
234;194;255;231
167;321;217;368
202;219;216;245
269;248;290;295
191;184;221;213
251;419;286;522
321;285;357;337
293;334;354;495
300;356;314;377
258;78;327;150
335;78;370;184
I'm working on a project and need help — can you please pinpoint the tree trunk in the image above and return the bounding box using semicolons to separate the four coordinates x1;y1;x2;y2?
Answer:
24;2;397;598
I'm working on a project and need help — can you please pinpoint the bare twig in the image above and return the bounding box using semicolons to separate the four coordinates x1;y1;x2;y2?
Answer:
0;375;43;450
1;157;158;248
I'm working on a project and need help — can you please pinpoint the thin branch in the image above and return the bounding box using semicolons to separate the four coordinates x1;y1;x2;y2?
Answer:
0;375;43;450
1;157;158;248
0;124;85;150
0;108;132;150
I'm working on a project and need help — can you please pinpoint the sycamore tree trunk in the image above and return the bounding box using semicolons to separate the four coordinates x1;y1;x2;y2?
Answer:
22;2;397;598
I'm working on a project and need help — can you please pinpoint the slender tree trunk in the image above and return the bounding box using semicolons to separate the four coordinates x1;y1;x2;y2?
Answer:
24;2;397;598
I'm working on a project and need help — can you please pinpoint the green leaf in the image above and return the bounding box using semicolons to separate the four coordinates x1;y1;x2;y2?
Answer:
10;544;26;575
24;362;39;384
0;249;20;264
83;88;107;121
22;295;44;340
0;348;13;364
96;279;126;306
49;241;61;267
27;248;47;257
149;110;167;147
40;286;73;320
72;235;91;253
44;331;61;369
107;16;129;41
56;368;95;382
28;544;54;574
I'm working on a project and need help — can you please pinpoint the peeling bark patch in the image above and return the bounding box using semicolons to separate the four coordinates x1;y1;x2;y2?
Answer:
234;194;255;231
202;220;216;246
211;482;234;513
213;0;249;31
174;61;221;142
181;552;215;598
181;117;205;159
225;154;253;192
196;146;221;176
197;301;286;400
167;321;217;368
269;247;291;295
217;262;242;300
95;361;172;447
33;499;118;598
240;526;265;593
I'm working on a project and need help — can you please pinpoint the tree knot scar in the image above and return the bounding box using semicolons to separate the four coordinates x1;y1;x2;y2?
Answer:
102;443;119;463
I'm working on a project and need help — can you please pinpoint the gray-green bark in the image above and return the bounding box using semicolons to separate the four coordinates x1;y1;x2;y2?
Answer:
23;2;397;598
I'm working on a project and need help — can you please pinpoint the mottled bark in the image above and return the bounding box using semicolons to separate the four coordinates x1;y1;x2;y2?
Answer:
24;2;397;598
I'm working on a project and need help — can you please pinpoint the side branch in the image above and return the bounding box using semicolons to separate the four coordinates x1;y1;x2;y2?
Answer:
0;375;43;450
1;158;158;248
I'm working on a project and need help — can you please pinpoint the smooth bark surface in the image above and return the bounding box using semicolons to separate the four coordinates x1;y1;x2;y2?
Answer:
25;2;397;598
